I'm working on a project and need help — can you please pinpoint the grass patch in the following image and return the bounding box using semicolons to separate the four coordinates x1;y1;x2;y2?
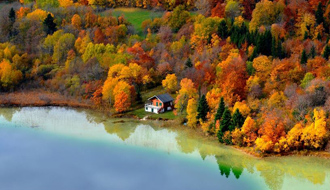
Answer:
99;8;163;35
129;107;177;120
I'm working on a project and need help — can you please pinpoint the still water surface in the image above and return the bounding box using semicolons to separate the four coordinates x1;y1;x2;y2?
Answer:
0;107;329;190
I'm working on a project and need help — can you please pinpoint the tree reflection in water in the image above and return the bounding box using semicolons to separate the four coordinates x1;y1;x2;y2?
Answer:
0;107;329;190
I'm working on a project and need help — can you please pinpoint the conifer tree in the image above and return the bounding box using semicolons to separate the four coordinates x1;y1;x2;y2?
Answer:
218;20;228;39
197;95;209;122
136;87;142;103
301;49;308;64
9;8;15;23
185;58;193;68
323;45;330;59
230;109;244;131
310;46;316;58
215;97;225;122
271;37;276;58
43;14;57;35
217;108;232;143
277;40;283;59
316;2;324;25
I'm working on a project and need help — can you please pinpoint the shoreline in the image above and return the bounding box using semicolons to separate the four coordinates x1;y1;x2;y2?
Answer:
0;90;329;159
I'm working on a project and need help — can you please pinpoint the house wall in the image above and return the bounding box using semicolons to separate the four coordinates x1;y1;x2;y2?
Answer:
151;98;163;107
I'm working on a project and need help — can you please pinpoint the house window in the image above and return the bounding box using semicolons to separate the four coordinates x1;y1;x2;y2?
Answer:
156;102;158;106
160;103;162;106
145;107;148;110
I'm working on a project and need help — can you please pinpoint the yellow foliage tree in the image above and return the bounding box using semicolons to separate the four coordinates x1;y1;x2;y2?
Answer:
187;98;198;128
162;74;178;93
252;55;272;84
59;0;73;7
0;59;23;89
233;101;250;117
26;9;49;21
241;116;257;147
286;123;304;150
301;109;328;149
206;88;222;113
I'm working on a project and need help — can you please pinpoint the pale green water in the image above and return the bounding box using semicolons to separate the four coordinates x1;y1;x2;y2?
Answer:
0;107;329;190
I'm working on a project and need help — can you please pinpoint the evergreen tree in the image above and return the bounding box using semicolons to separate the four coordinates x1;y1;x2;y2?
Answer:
271;37;277;58
256;30;272;56
316;2;324;25
185;58;193;68
310;45;316;58
136;87;142;103
248;47;258;61
277;40;283;59
215;97;225;122
230;109;244;131
304;31;309;40
43;14;57;35
197;95;209;122
301;49;308;64
323;45;330;59
9;8;15;23
218;20;228;39
246;61;255;75
217;108;232;143
8;8;16;38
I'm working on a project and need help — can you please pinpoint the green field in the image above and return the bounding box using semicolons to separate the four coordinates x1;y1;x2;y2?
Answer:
100;8;163;35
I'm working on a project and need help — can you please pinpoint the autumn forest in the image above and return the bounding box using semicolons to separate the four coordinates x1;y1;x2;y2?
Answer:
0;0;330;155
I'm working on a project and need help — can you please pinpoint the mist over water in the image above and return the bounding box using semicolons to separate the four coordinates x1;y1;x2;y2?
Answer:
0;107;329;190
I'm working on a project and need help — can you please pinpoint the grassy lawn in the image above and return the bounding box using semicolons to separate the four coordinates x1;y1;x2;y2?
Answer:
129;107;177;120
100;8;163;35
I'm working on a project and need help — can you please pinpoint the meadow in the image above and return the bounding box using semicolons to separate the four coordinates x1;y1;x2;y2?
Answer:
100;8;163;35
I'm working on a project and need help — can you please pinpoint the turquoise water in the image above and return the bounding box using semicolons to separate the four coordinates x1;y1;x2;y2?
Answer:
0;107;329;190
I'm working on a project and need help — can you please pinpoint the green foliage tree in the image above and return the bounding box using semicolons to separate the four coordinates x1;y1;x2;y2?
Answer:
300;72;315;88
215;97;225;122
322;44;330;59
218;20;228;39
316;2;324;25
185;58;193;68
197;94;209;122
168;5;190;32
230;109;244;131
9;8;15;23
310;46;316;58
217;108;232;143
43;14;57;35
301;49;308;64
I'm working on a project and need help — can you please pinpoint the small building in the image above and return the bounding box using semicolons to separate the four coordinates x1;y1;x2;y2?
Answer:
145;93;174;114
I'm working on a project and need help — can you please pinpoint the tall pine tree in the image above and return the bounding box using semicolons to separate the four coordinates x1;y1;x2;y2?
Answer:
43;14;57;35
310;46;316;58
301;49;308;64
197;95;209;122
215;97;225;122
9;8;15;23
323;45;330;59
218;20;228;39
230;109;244;131
217;108;232;143
185;58;192;68
316;2;324;25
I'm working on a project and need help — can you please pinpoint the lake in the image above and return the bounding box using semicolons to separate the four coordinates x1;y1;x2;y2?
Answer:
0;107;329;190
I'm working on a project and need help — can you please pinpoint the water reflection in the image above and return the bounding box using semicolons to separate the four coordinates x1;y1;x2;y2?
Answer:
0;107;329;190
